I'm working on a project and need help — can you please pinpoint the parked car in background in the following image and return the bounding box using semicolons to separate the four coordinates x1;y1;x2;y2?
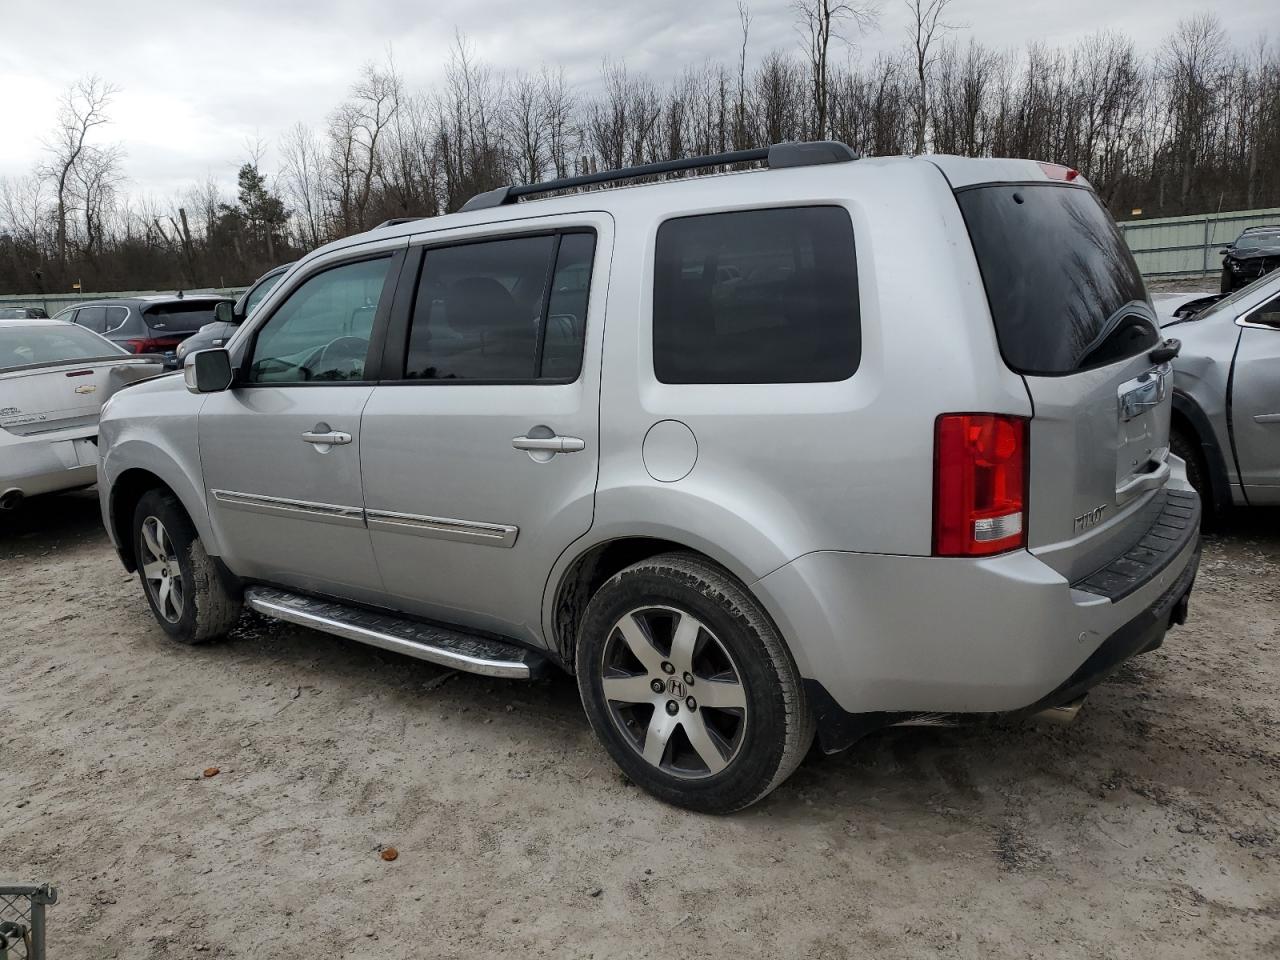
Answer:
98;144;1200;813
0;306;50;319
176;263;294;363
1219;225;1280;292
52;294;233;368
1160;268;1280;513
1;319;163;511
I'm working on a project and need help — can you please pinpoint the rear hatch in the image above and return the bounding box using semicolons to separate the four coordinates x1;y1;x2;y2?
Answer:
954;177;1175;581
140;300;226;357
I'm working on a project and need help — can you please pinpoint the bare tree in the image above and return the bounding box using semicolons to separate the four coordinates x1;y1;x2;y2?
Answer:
42;75;118;267
905;0;956;153
793;0;880;139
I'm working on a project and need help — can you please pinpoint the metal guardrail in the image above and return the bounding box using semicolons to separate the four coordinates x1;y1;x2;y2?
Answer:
0;288;248;316
0;885;56;960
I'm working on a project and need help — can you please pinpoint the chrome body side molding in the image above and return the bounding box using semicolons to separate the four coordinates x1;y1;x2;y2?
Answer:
210;489;366;528
365;508;519;548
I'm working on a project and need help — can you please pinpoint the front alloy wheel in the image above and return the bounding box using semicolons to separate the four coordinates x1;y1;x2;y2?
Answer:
140;515;184;623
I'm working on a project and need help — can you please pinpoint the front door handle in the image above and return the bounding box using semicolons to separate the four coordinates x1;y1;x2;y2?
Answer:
511;435;586;453
302;430;352;445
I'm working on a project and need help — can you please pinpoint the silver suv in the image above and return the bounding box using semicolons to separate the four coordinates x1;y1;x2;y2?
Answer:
98;143;1201;812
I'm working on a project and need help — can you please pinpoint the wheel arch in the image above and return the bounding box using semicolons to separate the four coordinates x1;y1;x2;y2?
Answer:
546;533;786;672
1171;390;1233;512
104;441;217;572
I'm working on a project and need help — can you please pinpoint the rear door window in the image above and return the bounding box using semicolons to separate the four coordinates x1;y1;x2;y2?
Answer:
403;231;595;382
74;306;108;334
652;206;860;384
956;184;1155;375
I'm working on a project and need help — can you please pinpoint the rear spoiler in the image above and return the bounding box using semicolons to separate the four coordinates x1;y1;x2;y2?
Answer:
0;354;167;381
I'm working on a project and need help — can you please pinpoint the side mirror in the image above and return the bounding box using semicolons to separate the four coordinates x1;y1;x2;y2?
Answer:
1218;248;1229;255
214;301;236;324
183;348;234;394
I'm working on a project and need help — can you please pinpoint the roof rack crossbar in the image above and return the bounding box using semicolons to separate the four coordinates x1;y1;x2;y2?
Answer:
460;140;857;213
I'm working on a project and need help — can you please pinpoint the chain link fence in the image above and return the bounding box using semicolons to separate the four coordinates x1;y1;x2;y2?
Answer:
0;886;56;960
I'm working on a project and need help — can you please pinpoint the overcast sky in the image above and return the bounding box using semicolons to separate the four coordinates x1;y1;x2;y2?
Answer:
0;0;1273;199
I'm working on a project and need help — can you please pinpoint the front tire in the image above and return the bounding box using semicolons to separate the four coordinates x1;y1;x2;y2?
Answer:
1220;266;1233;294
576;553;814;813
132;489;241;644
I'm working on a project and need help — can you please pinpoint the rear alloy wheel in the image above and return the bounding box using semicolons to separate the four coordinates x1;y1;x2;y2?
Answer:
576;553;813;813
601;606;748;778
132;489;241;644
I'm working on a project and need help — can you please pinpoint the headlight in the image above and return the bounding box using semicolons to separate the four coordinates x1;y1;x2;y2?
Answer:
1230;260;1243;272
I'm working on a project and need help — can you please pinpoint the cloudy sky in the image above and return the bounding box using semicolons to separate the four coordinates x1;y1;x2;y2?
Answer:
0;0;1272;199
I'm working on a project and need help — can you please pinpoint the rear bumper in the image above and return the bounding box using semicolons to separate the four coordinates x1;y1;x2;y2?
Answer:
753;482;1201;751
0;433;99;499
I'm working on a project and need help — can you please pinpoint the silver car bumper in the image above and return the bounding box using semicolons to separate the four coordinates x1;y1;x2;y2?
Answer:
0;430;99;501
754;479;1201;740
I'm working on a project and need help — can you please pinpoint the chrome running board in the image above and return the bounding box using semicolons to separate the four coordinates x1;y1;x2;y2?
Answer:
244;585;547;680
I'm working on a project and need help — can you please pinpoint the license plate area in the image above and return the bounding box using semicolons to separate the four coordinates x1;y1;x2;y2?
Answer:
1115;365;1171;495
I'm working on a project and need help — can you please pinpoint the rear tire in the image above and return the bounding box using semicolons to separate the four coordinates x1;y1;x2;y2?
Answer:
575;552;814;814
132;489;241;644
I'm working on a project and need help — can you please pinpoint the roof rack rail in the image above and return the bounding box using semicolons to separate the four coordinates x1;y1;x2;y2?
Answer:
460;140;858;213
373;216;426;229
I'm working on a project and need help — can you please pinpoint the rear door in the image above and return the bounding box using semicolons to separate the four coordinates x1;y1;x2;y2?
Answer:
1230;293;1280;503
359;215;610;643
956;182;1174;581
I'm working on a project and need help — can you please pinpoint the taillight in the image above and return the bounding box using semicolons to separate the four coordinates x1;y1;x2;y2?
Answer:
125;338;164;354
1037;161;1081;183
933;414;1028;557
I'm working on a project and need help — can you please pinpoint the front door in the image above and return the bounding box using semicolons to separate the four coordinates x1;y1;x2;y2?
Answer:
360;217;611;643
201;247;403;601
1232;293;1280;504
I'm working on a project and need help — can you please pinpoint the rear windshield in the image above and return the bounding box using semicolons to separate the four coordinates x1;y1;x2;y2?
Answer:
956;184;1150;375
143;301;224;333
0;323;125;371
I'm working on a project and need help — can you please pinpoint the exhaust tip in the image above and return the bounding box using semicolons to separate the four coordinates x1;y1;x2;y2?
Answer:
1031;694;1087;726
0;488;24;511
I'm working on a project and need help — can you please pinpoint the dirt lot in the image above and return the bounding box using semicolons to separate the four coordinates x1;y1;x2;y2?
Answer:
2;492;1277;959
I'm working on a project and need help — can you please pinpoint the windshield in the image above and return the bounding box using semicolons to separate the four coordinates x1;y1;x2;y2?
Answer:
243;272;286;317
956;183;1151;375
1234;231;1280;253
0;323;126;371
143;301;225;333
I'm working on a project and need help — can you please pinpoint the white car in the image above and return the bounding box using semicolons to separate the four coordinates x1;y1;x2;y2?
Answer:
0;319;163;511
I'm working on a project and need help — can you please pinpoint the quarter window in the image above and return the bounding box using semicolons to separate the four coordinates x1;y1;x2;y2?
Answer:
404;231;596;382
248;257;391;384
653;206;860;384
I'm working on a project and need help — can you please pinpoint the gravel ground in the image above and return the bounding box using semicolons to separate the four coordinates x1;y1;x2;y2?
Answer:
1;491;1277;959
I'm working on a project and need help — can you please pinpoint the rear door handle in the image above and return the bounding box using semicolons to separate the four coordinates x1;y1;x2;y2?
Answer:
511;435;586;453
302;430;352;445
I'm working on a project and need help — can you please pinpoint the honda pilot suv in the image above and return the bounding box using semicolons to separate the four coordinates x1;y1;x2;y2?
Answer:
97;143;1200;813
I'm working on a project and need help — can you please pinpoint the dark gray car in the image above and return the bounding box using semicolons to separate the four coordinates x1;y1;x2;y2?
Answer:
53;294;232;368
